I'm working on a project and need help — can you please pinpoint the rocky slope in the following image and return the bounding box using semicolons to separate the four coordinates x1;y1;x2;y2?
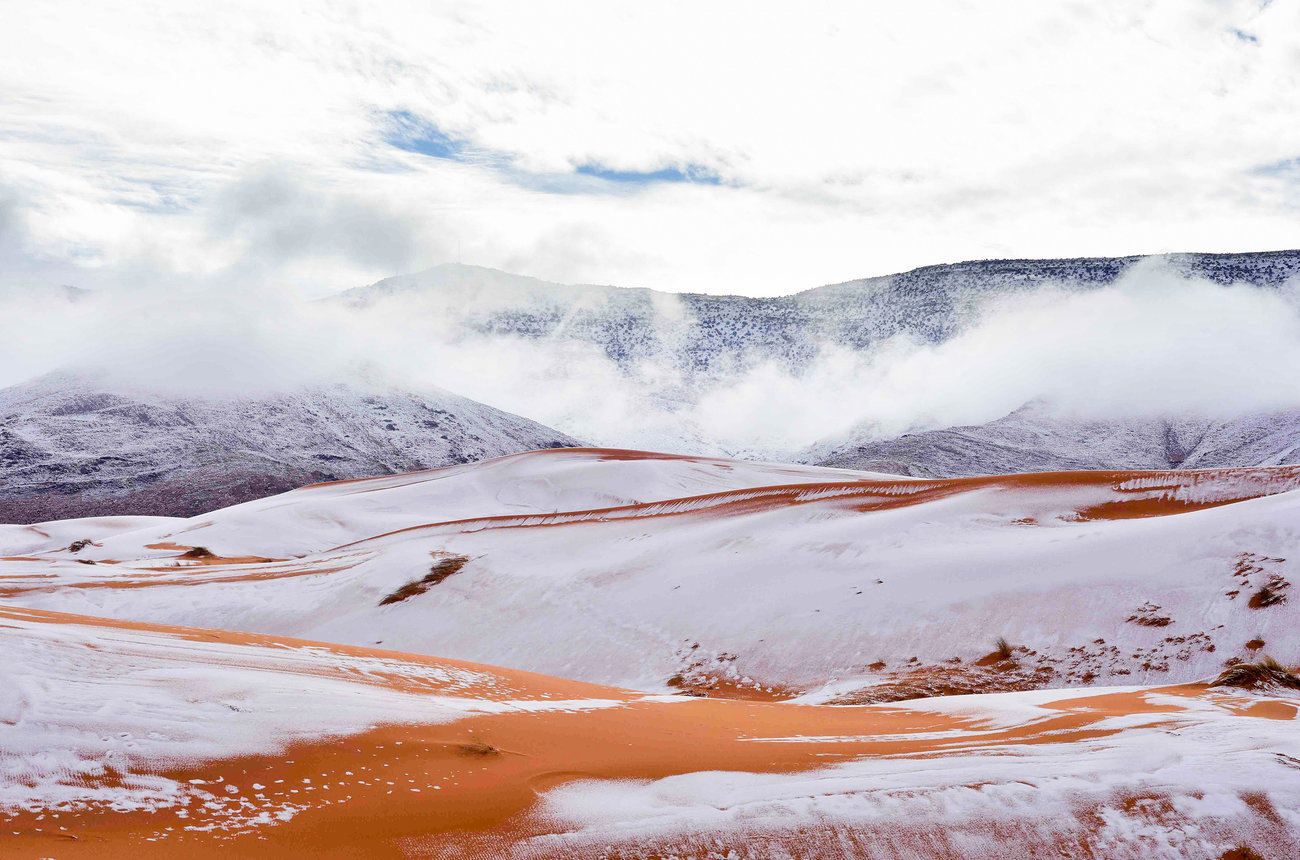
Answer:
0;373;578;523
4;250;1298;515
811;402;1300;477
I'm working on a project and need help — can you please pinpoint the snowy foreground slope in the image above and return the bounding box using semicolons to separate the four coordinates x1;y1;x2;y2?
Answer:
3;448;1300;857
0;372;578;523
4;448;1298;696
3;605;1299;858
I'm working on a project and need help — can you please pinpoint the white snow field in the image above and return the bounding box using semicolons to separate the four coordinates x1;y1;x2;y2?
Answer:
1;448;1297;697
2;448;1299;856
494;689;1300;859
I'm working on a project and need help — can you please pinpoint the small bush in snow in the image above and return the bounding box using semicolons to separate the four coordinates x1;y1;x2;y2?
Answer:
379;555;470;606
1210;656;1300;691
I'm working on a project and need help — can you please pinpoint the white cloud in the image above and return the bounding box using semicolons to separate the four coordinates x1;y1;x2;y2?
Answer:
1;1;1298;296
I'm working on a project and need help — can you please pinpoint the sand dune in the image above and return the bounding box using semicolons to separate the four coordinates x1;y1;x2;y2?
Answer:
4;449;1300;856
1;450;1297;695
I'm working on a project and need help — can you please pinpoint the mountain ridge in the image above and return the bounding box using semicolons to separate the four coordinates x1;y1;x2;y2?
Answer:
340;248;1300;302
336;251;1300;379
807;401;1300;477
0;372;580;523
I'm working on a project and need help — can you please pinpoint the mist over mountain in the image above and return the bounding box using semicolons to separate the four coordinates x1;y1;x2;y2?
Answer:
334;250;1300;456
339;251;1300;379
2;249;1300;519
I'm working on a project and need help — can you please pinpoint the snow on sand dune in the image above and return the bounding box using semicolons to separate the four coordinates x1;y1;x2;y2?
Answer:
2;451;1298;698
2;605;1299;858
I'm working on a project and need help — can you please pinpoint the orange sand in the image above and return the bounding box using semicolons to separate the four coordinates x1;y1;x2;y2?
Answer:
4;607;1292;859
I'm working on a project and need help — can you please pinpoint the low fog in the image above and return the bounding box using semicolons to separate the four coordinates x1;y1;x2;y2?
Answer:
2;249;1299;459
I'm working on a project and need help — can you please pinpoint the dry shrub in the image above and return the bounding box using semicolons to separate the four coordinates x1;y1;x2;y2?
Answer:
1210;655;1300;691
457;738;499;756
379;555;469;606
1249;583;1286;609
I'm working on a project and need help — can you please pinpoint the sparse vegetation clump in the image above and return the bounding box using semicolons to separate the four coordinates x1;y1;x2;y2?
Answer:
1210;656;1300;691
1249;583;1286;609
68;538;92;553
379;555;470;606
180;546;216;559
973;637;1020;668
457;737;500;756
1221;847;1266;860
1126;602;1173;626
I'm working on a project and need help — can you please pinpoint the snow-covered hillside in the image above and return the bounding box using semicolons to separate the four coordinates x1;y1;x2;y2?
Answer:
4;450;1300;856
338;252;1300;379
810;401;1300;477
4;449;1297;700
0;372;579;523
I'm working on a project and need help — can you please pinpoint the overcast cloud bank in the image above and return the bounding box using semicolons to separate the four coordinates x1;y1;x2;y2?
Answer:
3;1;1300;295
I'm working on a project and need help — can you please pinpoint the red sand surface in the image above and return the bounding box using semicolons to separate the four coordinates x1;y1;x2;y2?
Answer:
4;607;1295;859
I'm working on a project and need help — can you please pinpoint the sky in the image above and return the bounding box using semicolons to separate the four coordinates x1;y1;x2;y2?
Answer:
2;0;1298;298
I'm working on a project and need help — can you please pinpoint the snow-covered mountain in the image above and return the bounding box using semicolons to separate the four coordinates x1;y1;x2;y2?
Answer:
0;372;579;523
339;251;1300;379
334;251;1300;460
809;401;1300;477
3;249;1298;522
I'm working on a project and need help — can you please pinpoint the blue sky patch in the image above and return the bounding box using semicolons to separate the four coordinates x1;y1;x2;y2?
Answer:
1251;157;1300;177
383;110;466;161
574;162;722;186
379;110;725;192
